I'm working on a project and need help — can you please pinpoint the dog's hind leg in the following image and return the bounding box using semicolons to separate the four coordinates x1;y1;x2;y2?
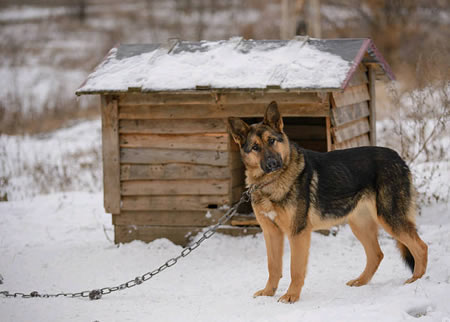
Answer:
253;215;284;297
378;217;428;284
347;211;384;287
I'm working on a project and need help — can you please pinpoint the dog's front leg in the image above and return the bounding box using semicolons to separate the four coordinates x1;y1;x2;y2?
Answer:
278;229;311;303
253;213;284;298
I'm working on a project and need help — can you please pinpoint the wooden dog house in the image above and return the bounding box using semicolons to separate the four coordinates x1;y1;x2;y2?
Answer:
76;37;394;245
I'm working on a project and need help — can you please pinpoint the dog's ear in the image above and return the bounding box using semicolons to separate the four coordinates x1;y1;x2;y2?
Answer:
263;101;283;132
227;117;250;147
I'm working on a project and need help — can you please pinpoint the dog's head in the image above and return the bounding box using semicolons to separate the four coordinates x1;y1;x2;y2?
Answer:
228;101;290;180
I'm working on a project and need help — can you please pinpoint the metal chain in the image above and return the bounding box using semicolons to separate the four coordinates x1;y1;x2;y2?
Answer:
0;187;254;300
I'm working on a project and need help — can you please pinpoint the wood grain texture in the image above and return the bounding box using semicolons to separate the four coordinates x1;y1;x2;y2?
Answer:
119;103;328;119
332;84;370;108
121;164;230;180
368;65;377;145
114;225;261;245
101;96;120;214
120;133;229;151
347;65;368;87
332;118;370;143
121;195;229;211
120;148;231;166
330;101;370;127
121;179;229;196
333;134;370;150
113;210;226;226
119;91;322;106
119;119;227;134
326;117;332;151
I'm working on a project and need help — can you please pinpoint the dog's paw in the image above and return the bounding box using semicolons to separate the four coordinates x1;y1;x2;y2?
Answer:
278;293;299;303
346;278;368;287
404;276;420;284
253;287;276;297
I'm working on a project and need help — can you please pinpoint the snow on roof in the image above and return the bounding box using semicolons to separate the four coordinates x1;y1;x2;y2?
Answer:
76;37;394;95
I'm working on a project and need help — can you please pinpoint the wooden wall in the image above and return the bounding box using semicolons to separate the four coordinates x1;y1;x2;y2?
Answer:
330;65;373;150
101;91;330;245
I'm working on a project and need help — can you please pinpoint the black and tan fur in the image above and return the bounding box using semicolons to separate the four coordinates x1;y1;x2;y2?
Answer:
228;101;428;303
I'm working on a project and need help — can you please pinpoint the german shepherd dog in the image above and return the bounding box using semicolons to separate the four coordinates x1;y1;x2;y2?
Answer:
228;101;428;303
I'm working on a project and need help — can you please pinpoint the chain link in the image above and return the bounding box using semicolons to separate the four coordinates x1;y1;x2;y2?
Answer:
0;187;254;300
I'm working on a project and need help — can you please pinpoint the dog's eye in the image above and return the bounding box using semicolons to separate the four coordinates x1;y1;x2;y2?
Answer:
252;144;260;152
268;138;275;145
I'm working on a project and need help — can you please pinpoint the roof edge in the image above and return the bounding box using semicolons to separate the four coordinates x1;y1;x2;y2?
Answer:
340;39;395;90
340;39;371;90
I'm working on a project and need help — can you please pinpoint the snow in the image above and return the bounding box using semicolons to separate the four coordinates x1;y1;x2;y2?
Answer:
1;193;450;321
1;87;449;321
77;38;352;93
1;118;450;321
0;120;102;201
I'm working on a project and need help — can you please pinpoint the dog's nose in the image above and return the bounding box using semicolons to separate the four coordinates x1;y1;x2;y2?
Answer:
267;158;281;171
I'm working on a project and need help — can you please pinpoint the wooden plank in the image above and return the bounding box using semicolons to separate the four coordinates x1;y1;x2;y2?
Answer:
121;179;229;196
347;65;368;87
101;96;121;214
368;65;377;145
330;101;370;127
333;134;370;150
284;124;326;140
326;117;332;152
119;92;322;106
121;164;230;180
332;118;370;143
120;148;229;166
119;103;328;119
121;195;229;211
114;225;261;246
114;210;226;226
120;133;229;151
332;84;370;108
119;119;227;134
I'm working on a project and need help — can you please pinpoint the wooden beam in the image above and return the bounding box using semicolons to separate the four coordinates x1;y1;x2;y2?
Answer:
332;117;370;143
333;134;370;150
119;103;328;119
120;148;232;167
368;65;377;145
119;92;322;106
114;225;261;246
121;179;230;196
330;101;370;127
120;164;231;181
332;84;370;108
121;195;229;211
114;210;226;226
119;133;229;151
101;96;120;214
119;119;227;134
326;116;332;151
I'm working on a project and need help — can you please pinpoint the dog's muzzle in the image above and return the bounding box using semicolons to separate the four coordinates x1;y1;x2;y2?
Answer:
262;157;282;173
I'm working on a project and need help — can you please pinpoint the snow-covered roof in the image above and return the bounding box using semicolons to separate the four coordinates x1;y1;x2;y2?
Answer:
76;37;394;95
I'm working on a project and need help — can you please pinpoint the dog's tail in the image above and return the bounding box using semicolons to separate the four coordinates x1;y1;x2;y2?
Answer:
397;241;415;273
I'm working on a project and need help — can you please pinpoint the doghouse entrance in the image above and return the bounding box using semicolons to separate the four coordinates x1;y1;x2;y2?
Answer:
240;116;327;152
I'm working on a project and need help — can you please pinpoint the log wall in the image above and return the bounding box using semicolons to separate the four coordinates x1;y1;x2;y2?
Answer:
104;91;330;245
330;65;373;150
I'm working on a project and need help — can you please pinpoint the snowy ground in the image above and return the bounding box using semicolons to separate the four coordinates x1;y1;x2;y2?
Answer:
1;111;449;321
0;192;449;321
